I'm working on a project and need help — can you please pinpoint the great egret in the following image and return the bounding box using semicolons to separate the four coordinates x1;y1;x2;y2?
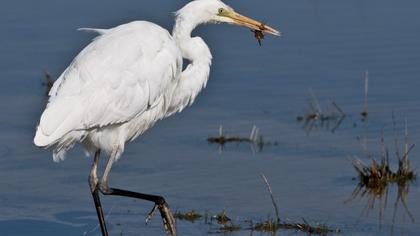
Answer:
34;0;279;235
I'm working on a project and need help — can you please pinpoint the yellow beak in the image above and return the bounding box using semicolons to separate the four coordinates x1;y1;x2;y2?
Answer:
229;11;280;36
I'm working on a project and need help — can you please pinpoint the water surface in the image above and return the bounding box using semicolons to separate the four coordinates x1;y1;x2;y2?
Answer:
1;0;419;235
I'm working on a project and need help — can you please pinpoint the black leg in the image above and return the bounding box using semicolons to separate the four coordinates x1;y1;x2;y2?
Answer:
91;188;109;236
89;150;109;236
101;187;166;203
99;186;176;236
99;149;177;236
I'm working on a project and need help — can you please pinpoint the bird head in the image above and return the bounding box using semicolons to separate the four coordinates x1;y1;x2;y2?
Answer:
176;0;280;36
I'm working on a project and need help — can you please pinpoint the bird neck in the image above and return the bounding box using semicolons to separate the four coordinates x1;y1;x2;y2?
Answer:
166;14;213;115
172;13;212;65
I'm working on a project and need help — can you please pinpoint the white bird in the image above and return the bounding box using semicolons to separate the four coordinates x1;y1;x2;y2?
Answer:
34;0;279;235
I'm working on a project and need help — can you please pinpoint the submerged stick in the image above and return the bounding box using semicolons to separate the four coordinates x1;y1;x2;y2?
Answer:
361;71;369;118
208;126;261;145
83;206;115;236
404;118;409;166
260;174;280;223
249;125;259;142
308;88;322;115
331;101;346;116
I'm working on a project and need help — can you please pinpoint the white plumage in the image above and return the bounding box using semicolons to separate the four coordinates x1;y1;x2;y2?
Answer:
35;21;185;161
34;0;279;163
33;1;279;235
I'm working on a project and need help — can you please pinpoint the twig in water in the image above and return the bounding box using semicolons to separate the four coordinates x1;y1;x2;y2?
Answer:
210;209;232;225
297;89;346;134
260;173;280;223
174;210;202;223
208;125;275;152
332;101;346;117
404;118;409;163
83;206;115;236
208;126;254;144
249;125;259;143
361;71;369;119
309;88;322;116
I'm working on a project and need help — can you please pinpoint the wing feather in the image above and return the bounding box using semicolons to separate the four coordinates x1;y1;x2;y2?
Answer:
35;21;181;146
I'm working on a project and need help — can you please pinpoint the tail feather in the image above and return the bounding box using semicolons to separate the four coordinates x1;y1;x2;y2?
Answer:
34;127;85;162
34;126;58;148
34;95;84;146
52;137;77;162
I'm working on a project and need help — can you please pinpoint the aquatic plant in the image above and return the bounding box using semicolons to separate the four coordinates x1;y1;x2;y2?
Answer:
173;210;202;223
347;117;416;231
211;209;232;225
296;88;346;134
248;218;340;235
351;118;416;188
207;125;278;152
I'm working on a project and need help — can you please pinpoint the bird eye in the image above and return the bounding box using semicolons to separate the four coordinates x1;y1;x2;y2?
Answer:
218;8;224;14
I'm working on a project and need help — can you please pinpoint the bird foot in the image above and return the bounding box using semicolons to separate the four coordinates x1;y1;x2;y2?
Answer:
145;201;177;236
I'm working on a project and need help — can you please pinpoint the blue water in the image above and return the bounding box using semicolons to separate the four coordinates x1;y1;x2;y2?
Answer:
1;0;419;235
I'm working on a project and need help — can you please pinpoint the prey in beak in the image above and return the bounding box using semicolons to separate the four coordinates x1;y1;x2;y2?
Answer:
229;12;280;36
252;29;264;46
217;8;280;46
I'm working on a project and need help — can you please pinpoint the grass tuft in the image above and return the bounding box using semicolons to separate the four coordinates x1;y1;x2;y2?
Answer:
347;117;416;229
211;209;231;225
248;217;340;235
296;88;346;134
173;210;202;223
351;120;416;189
